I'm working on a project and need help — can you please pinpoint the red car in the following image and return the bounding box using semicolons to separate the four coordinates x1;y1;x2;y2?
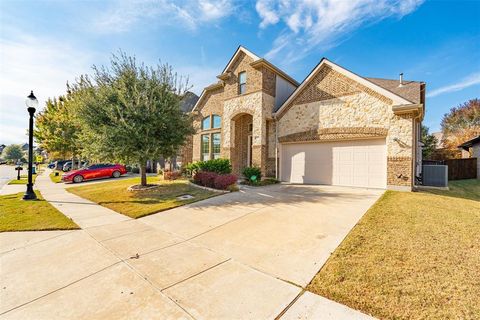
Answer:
62;163;127;183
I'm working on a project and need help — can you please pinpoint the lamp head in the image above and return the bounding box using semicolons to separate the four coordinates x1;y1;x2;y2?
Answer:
25;90;38;112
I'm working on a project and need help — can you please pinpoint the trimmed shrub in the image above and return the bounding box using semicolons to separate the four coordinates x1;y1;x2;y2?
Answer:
213;174;238;190
242;166;262;182
164;171;180;180
194;171;218;188
186;159;232;177
185;162;201;176
131;167;140;174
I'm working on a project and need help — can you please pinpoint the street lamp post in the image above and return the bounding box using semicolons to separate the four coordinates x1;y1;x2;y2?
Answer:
23;91;38;200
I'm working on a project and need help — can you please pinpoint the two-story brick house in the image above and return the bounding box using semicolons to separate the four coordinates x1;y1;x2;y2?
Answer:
187;46;425;191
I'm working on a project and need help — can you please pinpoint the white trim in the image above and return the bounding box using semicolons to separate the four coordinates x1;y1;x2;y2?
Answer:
222;46;260;74
275;58;413;117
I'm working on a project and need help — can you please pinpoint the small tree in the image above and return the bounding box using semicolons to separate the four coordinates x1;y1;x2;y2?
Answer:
421;125;438;159
2;144;24;163
441;98;480;149
75;52;193;187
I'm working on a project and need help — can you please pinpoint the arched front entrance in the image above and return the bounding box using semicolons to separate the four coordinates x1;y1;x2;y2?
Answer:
231;113;253;175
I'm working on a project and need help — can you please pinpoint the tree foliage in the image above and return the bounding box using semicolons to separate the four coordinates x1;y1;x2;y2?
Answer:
2;144;24;161
74;52;193;186
421;125;438;159
34;89;83;161
441;98;480;149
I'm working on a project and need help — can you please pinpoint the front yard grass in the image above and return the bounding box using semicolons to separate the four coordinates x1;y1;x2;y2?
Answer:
307;179;480;320
67;176;218;218
49;170;63;183
8;173;38;185
0;191;79;232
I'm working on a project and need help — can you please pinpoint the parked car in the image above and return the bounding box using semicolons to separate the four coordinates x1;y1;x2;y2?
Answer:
47;162;56;169
62;164;127;183
63;161;87;172
53;160;69;171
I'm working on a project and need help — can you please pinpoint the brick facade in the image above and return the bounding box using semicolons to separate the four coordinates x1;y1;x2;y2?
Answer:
189;48;420;190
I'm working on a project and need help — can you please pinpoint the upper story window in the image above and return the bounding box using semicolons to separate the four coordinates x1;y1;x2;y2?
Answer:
201;116;210;130
202;114;221;130
238;72;247;94
212;115;221;129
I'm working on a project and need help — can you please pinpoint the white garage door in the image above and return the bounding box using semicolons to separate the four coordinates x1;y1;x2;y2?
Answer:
280;139;387;189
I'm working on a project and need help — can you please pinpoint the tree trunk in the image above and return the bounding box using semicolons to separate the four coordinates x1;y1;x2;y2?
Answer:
140;162;147;186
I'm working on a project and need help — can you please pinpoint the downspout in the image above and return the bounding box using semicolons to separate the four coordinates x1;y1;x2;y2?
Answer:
412;110;423;188
274;113;279;180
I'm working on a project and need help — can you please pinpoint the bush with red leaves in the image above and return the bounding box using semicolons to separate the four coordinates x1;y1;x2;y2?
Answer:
193;171;218;188
193;171;237;190
213;174;238;190
164;171;181;180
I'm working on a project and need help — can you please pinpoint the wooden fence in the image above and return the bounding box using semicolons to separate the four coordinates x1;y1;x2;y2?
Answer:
423;158;477;180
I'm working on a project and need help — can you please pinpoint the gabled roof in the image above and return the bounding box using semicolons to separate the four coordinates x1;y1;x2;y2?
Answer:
180;91;199;113
192;45;298;112
458;135;480;150
221;46;260;74
366;77;424;104
275;58;418;117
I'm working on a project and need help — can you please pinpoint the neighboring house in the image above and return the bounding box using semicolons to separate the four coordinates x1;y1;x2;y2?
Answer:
432;132;444;149
188;46;425;191
458;135;480;178
152;91;199;172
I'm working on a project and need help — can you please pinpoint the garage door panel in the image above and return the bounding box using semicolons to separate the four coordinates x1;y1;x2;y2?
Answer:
281;139;386;189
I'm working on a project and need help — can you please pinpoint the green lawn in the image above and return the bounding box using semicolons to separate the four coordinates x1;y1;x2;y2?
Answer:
0;191;79;232
308;179;480;320
67;176;218;218
49;170;63;183
8;173;38;185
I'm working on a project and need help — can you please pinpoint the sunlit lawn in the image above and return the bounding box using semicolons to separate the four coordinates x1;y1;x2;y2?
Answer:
8;173;38;185
308;179;480;320
0;191;79;232
67;176;218;218
49;170;63;183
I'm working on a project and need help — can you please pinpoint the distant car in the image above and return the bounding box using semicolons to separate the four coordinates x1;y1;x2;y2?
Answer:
62;161;87;172
62;164;127;183
53;160;69;171
47;162;56;169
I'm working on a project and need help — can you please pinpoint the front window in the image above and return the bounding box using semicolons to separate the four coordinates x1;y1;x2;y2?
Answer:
212;133;221;159
212;115;221;129
239;72;246;94
201;134;210;161
202;116;210;130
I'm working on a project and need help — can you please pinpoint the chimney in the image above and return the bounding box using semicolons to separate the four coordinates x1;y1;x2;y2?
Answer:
399;73;404;87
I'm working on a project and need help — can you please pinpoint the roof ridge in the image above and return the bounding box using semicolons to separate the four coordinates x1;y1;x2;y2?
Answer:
365;76;423;83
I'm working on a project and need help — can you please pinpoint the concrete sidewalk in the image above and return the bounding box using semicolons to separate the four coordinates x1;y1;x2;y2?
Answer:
35;171;130;228
1;170;379;319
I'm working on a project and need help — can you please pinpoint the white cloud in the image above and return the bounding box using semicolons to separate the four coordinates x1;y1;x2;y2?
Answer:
426;72;480;98
256;0;425;63
94;0;235;33
0;32;94;144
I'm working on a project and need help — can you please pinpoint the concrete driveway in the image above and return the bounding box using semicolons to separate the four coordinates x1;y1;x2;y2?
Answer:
0;184;382;319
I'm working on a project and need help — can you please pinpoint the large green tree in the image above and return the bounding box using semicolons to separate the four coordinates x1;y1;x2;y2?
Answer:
2;144;24;162
421;125;438;159
34;90;83;165
441;98;480;149
75;52;193;186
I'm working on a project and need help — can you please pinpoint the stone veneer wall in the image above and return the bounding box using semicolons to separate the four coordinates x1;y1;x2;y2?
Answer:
277;65;414;188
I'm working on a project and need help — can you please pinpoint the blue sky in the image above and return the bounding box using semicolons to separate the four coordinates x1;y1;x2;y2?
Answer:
1;0;479;144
